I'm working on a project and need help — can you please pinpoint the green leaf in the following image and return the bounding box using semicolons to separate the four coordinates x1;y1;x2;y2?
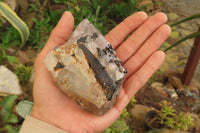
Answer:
7;114;19;123
0;2;29;49
6;55;18;64
2;30;12;44
6;40;20;48
16;100;33;119
5;125;20;133
164;31;200;52
1;95;18;113
1;95;18;124
170;13;200;27
110;120;129;132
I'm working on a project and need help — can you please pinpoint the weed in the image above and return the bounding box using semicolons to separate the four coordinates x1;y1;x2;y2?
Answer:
28;13;52;48
158;100;194;131
15;64;32;85
0;26;20;64
27;0;141;48
120;108;129;120
28;3;38;12
0;95;20;133
126;96;137;110
0;49;18;64
103;120;131;133
53;0;67;4
108;0;138;22
103;97;135;133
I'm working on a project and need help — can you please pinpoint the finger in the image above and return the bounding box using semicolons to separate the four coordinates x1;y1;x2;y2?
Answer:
116;12;168;62
94;51;165;129
95;50;165;129
41;11;74;58
105;11;148;48
124;24;171;79
34;11;74;98
123;51;165;99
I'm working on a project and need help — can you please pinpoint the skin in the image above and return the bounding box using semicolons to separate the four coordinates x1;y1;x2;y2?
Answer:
31;11;171;133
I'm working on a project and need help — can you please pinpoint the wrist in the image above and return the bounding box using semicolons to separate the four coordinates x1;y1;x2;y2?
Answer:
31;106;69;132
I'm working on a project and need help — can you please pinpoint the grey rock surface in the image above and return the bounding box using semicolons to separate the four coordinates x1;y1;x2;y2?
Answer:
165;0;200;15
0;66;22;96
45;19;127;115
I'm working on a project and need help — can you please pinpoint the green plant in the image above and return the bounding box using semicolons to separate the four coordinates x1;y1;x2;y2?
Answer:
0;26;20;64
28;3;38;12
108;0;138;21
0;2;29;65
54;0;66;4
120;108;129;120
103;120;131;133
0;95;20;133
158;100;194;131
28;14;51;48
126;96;137;110
164;31;200;52
15;64;32;85
28;9;64;48
164;13;200;52
0;2;29;49
103;99;134;133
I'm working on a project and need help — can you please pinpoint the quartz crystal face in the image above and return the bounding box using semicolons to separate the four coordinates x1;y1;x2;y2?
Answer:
44;19;127;115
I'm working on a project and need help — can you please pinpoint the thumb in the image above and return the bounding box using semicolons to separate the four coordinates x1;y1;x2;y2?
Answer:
41;11;74;58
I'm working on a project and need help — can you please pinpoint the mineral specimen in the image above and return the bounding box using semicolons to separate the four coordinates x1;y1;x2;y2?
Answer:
44;19;127;115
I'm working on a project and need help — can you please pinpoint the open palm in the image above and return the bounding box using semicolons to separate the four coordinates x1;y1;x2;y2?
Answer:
31;11;171;133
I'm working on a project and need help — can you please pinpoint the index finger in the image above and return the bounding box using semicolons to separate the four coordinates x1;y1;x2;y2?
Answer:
105;11;148;49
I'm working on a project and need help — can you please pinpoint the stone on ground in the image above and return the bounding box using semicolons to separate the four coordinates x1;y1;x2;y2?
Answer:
0;66;22;96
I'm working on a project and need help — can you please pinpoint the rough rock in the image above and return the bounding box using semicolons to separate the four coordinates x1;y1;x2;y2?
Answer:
181;29;193;36
138;0;153;12
157;128;186;133
150;82;164;88
164;82;178;99
165;0;200;15
188;113;200;132
130;104;154;131
4;0;16;11
180;23;194;30
0;66;22;96
144;110;160;129
150;82;168;97
168;75;184;90
45;19;127;115
188;86;199;96
6;48;30;65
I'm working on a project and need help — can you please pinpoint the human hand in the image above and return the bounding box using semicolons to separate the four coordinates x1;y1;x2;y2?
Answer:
31;11;171;133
